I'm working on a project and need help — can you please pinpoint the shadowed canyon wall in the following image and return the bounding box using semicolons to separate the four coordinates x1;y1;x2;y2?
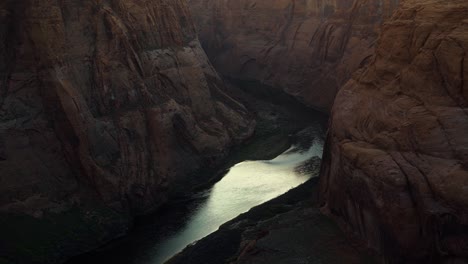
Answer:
320;0;468;262
188;0;399;111
0;0;253;262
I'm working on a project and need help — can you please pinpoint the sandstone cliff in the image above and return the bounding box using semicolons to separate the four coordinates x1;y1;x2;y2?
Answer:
188;0;399;110
0;0;253;262
320;0;468;262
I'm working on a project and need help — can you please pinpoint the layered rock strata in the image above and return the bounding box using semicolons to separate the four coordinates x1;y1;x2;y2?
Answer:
0;0;253;262
320;0;468;262
188;0;399;110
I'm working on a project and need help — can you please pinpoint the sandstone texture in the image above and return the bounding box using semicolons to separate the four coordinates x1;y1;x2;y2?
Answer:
320;0;468;262
0;0;253;262
188;0;399;110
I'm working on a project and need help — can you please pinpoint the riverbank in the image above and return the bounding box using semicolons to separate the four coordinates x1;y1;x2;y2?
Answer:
167;163;378;264
66;81;327;264
166;79;327;201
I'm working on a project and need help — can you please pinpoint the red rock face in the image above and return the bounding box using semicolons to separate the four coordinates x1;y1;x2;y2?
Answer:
320;0;468;262
188;0;399;111
0;0;253;261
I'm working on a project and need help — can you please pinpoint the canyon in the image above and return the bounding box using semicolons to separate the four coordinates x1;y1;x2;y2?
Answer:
1;0;468;263
180;0;468;262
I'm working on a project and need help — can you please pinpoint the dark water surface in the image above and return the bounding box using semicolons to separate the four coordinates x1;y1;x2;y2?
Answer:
69;125;324;264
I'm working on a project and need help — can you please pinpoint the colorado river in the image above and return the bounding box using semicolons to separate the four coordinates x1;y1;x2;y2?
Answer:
152;135;323;263
68;126;324;264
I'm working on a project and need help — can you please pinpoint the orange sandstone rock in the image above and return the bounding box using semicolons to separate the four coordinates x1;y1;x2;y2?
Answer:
320;0;468;262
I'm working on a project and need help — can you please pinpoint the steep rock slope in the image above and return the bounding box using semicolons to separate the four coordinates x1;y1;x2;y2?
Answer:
188;0;399;110
320;0;468;262
0;0;253;262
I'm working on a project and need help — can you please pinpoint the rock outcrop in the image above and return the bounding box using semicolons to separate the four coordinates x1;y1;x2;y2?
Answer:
320;0;468;262
0;0;253;262
188;0;399;110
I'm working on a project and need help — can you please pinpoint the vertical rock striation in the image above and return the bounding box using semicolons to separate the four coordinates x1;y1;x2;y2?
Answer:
320;0;468;262
0;0;254;262
188;0;399;110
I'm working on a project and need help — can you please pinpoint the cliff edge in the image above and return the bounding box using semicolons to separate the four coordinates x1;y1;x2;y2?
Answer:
0;0;254;263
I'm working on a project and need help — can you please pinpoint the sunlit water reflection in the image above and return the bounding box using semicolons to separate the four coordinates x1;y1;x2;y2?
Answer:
150;137;324;263
67;127;325;264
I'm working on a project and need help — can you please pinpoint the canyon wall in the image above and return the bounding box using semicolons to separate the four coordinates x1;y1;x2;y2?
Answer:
0;0;253;262
188;0;399;111
320;0;468;262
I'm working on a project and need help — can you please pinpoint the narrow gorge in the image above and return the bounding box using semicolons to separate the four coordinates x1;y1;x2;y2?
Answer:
1;0;467;264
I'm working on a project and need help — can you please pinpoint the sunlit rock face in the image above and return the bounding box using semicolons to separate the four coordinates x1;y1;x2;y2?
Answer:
0;0;253;261
320;0;468;262
188;0;399;111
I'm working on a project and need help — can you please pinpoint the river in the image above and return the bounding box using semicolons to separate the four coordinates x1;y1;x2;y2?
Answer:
68;125;324;264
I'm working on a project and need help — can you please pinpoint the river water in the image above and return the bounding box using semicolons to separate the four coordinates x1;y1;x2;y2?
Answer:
69;126;324;264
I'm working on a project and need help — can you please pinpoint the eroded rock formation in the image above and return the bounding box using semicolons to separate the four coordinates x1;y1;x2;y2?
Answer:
188;0;399;110
0;0;253;262
320;0;468;262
